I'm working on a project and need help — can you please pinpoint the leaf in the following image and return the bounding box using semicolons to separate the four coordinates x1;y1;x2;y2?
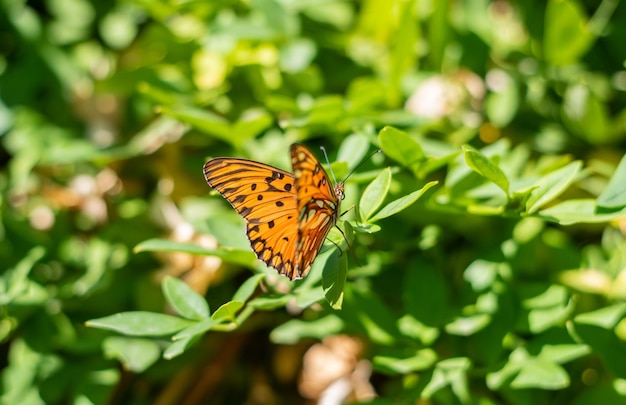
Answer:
0;246;46;305
463;145;509;195
322;248;346;310
422;358;472;403
162;276;210;320
102;337;161;373
86;312;194;336
538;199;626;225
134;239;257;267
397;315;440;345
525;161;582;214
544;0;594;66
597;153;626;208
485;71;519;127
162;106;233;144
337;133;371;169
511;358;569;389
369;181;438;222
574;303;626;329
248;295;292;310
373;349;437;374
538;344;591;364
270;315;344;344
378;126;424;168
163;335;201;360
231;109;273;141
343;286;400;345
445;314;492;336
211;301;244;321
232;274;265;302
527;304;573;334
172;318;217;341
359;168;391;221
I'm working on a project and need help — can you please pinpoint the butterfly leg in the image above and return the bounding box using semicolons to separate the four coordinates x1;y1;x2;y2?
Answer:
340;204;355;217
332;224;361;267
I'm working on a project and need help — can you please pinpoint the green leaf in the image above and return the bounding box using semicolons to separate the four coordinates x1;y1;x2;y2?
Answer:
527;304;573;334
463;145;509;195
231;109;273;141
369;181;438;222
511;358;569;389
525;161;582;214
232;274;265;302
248;295;292;310
597;153;626;208
163;335;201;360
538;199;626;225
485;71;519;127
463;260;499;292
321;248;346;310
378;126;424;168
102;337;161;373
397;315;440;345
134;239;257;268
270;315;344;344
373;349;437;374
359;168;391;221
337;133;371;169
211;301;244;321
162;276;210;320
86;312;194;336
522;285;568;309
343;286;400;345
538;344;591;364
574;303;626;329
162;106;233;144
0;246;45;305
445;314;492;336
172;318;217;341
544;0;594;65
563;83;611;143
422;358;472;403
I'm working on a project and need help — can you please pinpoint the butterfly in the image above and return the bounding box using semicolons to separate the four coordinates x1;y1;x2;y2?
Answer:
203;144;344;280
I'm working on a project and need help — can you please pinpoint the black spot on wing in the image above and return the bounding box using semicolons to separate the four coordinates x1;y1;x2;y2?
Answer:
232;195;246;204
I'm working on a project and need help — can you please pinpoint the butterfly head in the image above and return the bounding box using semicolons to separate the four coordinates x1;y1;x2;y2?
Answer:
334;182;345;201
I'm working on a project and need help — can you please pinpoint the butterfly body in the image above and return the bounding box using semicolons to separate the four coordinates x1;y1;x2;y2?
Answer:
203;144;342;280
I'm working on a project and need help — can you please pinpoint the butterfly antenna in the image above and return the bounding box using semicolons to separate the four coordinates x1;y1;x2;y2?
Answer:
320;146;339;184
341;148;383;183
320;146;383;184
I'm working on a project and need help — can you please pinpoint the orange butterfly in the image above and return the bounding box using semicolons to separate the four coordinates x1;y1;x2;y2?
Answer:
203;144;344;280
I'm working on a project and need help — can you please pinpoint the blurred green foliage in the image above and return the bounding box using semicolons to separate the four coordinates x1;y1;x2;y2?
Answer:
1;0;626;404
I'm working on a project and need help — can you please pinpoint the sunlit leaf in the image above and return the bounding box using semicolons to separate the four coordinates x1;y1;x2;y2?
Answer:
103;337;160;372
86;312;194;336
162;276;210;320
369;181;438;222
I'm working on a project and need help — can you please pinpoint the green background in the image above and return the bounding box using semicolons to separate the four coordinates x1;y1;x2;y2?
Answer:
1;0;626;404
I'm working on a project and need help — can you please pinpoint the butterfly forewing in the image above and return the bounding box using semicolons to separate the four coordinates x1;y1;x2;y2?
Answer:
203;158;300;278
290;144;342;278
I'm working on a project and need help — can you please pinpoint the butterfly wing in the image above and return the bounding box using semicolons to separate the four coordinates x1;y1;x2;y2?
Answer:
203;158;301;278
290;144;342;278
